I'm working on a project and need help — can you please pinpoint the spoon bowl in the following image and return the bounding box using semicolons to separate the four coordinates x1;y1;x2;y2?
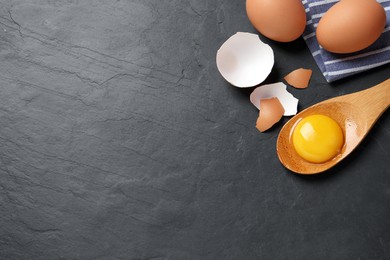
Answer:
277;78;390;174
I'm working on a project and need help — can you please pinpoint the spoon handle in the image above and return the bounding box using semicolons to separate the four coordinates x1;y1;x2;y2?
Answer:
346;78;390;127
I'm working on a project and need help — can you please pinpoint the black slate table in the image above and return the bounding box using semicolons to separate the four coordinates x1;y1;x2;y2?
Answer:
0;1;389;259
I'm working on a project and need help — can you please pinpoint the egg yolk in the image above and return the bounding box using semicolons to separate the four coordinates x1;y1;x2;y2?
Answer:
292;115;344;163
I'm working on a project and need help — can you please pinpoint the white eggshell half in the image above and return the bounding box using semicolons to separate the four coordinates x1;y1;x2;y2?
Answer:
250;82;299;116
216;32;274;88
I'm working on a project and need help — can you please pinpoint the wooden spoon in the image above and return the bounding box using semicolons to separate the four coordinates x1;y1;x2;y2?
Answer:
277;78;390;174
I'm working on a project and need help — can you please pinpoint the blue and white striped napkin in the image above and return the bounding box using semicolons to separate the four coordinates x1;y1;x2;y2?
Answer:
302;0;390;82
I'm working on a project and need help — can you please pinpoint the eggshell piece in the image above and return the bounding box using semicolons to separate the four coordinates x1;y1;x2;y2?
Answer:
256;97;285;132
284;68;312;89
216;32;274;88
246;0;306;42
316;0;386;54
250;82;299;116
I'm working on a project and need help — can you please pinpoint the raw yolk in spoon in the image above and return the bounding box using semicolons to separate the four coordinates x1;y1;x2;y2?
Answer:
292;115;344;163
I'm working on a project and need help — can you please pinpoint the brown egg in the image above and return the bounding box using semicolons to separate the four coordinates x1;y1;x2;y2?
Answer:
246;0;306;42
256;97;285;132
284;68;312;89
316;0;386;54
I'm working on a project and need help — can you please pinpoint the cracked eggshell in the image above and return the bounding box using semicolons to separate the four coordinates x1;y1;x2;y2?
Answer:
250;82;299;116
216;32;274;88
284;68;312;89
256;97;285;132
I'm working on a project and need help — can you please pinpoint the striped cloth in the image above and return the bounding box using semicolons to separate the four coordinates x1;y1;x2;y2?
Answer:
302;0;390;82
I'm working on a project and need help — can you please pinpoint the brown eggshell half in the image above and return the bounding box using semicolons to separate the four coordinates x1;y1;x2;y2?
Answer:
256;97;285;132
284;68;312;89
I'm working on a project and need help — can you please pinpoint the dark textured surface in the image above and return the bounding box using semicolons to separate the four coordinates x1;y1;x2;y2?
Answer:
0;0;389;259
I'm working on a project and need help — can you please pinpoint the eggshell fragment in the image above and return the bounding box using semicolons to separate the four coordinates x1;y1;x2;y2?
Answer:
284;68;312;89
216;32;274;88
256;97;285;132
250;82;299;116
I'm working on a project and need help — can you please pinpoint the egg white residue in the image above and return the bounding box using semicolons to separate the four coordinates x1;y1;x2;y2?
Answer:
250;82;299;116
216;32;274;88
